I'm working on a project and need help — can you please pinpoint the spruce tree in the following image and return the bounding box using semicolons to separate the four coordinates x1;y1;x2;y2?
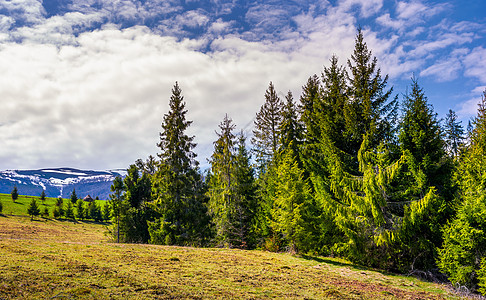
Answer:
279;91;303;159
346;28;397;161
27;198;40;221
383;79;453;272
70;189;78;204
299;74;321;146
102;203;110;221
40;190;46;205
64;201;75;220
270;148;317;253
232;132;258;248
119;163;154;243
11;186;18;202
75;199;85;220
41;206;49;218
207;114;237;246
125;164;152;209
252;82;283;169
444;109;465;158
301;31;400;265
149;82;209;246
109;176;125;242
438;90;486;292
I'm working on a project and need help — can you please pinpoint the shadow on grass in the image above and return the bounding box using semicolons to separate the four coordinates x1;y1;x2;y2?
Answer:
299;254;397;276
52;218;110;225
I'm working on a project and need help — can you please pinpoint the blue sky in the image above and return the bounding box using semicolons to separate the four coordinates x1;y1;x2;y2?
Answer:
0;0;484;170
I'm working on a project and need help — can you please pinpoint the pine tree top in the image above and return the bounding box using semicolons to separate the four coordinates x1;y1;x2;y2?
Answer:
252;82;283;166
158;82;199;173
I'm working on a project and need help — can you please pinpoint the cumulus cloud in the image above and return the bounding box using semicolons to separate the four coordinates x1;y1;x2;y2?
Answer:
0;0;484;170
0;24;340;170
0;0;46;25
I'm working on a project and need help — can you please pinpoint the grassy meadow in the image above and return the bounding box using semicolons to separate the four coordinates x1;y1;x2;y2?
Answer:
0;194;464;299
0;193;106;217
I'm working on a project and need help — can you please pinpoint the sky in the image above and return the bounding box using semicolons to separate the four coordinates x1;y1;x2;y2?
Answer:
0;0;485;171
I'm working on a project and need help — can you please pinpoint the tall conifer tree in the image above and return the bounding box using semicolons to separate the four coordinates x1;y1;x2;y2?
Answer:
207;114;237;246
149;82;209;246
300;74;322;146
233;133;259;248
279;91;303;158
381;79;454;272
346;28;397;164
444;109;465;158
438;90;486;292
252;82;283;169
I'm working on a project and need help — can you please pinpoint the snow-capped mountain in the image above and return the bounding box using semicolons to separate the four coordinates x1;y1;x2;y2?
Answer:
0;168;126;200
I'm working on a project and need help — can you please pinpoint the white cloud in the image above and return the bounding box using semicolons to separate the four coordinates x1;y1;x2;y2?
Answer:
458;86;486;117
419;48;469;82
377;1;450;32
420;58;462;82
338;0;383;18
464;46;486;84
0;0;46;24
376;13;404;30
175;10;210;28
0;0;483;170
0;25;339;170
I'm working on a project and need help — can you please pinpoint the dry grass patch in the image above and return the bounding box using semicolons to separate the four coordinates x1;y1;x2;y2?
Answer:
0;215;460;299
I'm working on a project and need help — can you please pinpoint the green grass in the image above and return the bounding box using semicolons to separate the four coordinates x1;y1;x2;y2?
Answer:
0;215;462;299
0;193;106;217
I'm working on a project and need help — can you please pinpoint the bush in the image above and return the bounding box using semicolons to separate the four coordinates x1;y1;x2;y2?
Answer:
0;200;3;214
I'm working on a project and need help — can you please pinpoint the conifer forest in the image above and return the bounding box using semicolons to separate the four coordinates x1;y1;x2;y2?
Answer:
106;29;486;295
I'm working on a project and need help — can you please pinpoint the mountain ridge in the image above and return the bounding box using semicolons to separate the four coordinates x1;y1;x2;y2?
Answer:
0;168;126;200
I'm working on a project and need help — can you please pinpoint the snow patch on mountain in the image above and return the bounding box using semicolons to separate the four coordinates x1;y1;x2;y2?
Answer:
0;168;125;199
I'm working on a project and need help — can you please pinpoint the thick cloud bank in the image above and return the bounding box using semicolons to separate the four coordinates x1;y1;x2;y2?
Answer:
0;0;484;170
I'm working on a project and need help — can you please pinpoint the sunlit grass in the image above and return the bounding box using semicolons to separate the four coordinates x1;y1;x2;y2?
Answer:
0;215;461;299
0;193;106;217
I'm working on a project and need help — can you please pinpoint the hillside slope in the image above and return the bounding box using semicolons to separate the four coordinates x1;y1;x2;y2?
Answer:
0;215;458;299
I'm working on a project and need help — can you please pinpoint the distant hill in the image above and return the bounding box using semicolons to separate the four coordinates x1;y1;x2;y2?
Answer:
0;168;126;200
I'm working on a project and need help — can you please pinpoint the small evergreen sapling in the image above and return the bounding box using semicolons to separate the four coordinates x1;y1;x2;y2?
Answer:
54;197;64;218
11;186;18;202
40;190;46;205
64;202;75;220
70;189;78;204
27;198;40;221
53;207;61;219
75;199;85;220
102;202;111;221
42;206;49;218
